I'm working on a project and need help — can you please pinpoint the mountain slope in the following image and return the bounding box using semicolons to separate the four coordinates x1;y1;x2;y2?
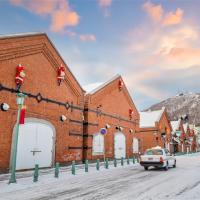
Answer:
146;93;200;125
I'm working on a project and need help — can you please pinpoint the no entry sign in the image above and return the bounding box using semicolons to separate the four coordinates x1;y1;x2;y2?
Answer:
100;128;107;135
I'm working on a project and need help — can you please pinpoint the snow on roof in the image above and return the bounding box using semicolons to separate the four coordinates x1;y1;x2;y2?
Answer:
170;120;181;132
139;108;165;128
83;74;121;94
84;82;104;94
152;146;162;149
0;32;44;39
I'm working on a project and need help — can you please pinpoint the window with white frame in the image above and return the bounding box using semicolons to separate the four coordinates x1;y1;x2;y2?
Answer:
92;133;104;155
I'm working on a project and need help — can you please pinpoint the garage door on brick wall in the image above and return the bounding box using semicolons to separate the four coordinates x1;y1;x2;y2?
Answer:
15;120;54;170
114;132;126;159
92;133;104;155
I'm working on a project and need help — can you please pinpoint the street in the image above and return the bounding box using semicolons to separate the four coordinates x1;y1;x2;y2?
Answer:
0;154;200;200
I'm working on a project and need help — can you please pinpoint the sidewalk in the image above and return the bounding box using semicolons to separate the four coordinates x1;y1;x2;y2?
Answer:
0;158;139;183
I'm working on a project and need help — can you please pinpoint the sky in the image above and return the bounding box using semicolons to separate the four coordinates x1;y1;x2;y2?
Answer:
0;0;200;111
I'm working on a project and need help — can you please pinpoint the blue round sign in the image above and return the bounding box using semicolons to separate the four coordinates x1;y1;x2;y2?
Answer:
100;128;107;135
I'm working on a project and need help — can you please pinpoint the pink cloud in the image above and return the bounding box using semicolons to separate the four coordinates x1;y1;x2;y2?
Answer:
10;0;79;33
10;0;56;14
163;8;184;26
79;34;96;42
98;0;112;7
143;1;163;22
143;1;183;27
50;0;79;33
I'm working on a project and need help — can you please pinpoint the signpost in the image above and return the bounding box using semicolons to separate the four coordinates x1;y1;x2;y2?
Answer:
100;128;107;165
9;93;25;184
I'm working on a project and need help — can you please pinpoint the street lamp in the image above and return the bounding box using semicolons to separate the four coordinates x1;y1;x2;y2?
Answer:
9;93;25;184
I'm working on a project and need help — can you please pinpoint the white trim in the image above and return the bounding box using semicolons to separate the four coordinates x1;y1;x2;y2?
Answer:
0;32;44;39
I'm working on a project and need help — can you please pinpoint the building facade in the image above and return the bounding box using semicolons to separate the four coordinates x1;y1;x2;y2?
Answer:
83;75;140;160
0;33;85;172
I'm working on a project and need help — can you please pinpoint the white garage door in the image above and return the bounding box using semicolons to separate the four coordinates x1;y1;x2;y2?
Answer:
133;138;139;153
15;121;54;170
114;132;126;159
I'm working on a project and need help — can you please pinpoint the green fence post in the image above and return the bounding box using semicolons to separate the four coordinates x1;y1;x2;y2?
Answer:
33;164;39;182
127;157;130;165
133;156;135;164
121;157;124;166
85;160;88;172
137;156;139;163
105;158;109;169
55;162;59;178
114;158;117;167
96;159;100;171
71;161;75;175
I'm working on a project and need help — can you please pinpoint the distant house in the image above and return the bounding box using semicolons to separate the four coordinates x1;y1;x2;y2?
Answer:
194;126;200;151
188;124;197;152
135;108;172;153
170;119;185;153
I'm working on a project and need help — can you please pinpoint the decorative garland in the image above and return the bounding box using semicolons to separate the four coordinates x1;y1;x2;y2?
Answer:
0;83;83;111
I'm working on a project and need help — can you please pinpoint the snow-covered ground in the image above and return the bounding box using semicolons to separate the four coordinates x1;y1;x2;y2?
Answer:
0;154;200;200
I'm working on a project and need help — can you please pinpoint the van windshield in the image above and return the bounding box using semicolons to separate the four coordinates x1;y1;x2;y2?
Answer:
145;149;163;155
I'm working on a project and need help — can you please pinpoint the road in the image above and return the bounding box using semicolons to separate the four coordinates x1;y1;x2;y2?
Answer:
0;154;200;200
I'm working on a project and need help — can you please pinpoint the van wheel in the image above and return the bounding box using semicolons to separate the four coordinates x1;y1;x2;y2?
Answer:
173;160;176;168
144;166;148;170
164;162;169;171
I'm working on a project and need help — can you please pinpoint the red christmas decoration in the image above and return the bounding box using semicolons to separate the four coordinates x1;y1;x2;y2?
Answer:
129;108;134;119
57;64;65;86
118;79;124;90
15;64;25;91
19;106;26;124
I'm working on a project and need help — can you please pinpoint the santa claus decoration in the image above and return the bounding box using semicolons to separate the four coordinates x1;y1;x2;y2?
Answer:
129;108;134;119
57;64;65;86
15;64;25;91
118;79;124;90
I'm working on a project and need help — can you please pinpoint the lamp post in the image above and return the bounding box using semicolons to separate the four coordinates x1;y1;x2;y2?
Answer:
9;93;25;184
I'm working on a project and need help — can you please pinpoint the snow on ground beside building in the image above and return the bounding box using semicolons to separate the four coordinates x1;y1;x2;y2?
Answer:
0;154;200;200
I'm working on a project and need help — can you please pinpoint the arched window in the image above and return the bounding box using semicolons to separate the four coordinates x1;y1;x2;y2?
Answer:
92;133;104;155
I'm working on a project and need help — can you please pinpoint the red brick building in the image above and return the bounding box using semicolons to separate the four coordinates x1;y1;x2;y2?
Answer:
83;75;140;160
183;123;193;153
135;108;172;154
170;119;186;153
0;33;85;172
188;124;197;152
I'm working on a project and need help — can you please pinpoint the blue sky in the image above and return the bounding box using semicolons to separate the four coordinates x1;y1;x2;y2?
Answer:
0;0;200;110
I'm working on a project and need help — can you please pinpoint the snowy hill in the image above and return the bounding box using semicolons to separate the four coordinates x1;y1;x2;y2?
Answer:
145;93;200;125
